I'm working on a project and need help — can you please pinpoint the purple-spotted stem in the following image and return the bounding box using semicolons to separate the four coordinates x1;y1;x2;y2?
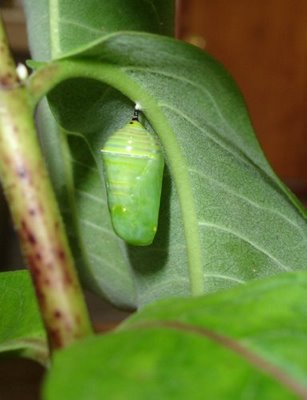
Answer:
0;15;93;352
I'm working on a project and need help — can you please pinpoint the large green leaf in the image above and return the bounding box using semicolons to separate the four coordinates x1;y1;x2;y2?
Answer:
24;2;306;308
28;31;307;308
23;0;174;60
0;271;48;365
42;271;307;399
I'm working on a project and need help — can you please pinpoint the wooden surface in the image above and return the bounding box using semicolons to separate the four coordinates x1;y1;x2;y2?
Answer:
180;0;307;189
1;7;28;53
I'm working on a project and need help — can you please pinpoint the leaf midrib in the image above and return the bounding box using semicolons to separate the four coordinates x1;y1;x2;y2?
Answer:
49;0;61;59
127;320;307;398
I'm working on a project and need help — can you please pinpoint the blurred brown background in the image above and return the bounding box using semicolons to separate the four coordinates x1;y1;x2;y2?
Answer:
0;1;306;398
178;0;307;194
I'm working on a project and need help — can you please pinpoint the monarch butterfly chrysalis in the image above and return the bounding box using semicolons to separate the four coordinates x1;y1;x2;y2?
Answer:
100;108;164;246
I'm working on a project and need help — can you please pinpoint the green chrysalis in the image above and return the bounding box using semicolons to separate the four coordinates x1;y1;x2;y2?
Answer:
100;108;164;246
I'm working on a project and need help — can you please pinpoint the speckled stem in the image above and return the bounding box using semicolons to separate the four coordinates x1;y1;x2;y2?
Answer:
0;16;93;351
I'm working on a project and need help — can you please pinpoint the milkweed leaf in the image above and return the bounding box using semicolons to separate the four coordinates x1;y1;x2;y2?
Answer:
28;31;307;307
43;271;307;399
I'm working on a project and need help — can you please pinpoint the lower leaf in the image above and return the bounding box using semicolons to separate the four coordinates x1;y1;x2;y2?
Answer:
43;271;307;399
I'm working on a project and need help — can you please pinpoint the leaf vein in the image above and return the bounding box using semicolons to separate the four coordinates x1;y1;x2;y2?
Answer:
76;189;105;205
58;17;104;36
189;167;305;237
161;103;257;168
204;273;246;284
79;218;113;236
71;158;99;174
199;221;290;271
89;253;130;281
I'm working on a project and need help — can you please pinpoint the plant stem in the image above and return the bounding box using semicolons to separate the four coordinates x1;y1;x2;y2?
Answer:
0;15;93;351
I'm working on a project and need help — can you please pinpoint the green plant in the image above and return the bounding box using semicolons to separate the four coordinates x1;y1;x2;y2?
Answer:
0;1;306;398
